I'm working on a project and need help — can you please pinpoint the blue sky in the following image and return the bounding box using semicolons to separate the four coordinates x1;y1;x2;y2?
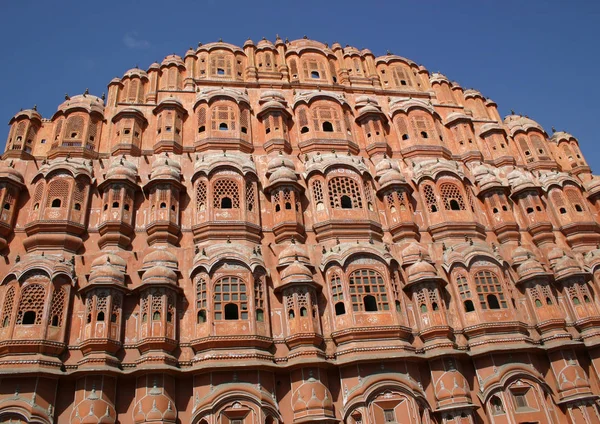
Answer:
1;1;599;170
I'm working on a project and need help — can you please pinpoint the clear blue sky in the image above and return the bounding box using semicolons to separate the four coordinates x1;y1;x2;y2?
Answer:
1;1;599;170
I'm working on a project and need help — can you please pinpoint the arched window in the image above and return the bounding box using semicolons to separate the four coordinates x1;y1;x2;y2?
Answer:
490;396;505;415
474;270;507;310
214;276;248;320
16;283;46;325
49;286;67;328
456;274;474;312
211;54;232;77
195;180;207;212
313;107;341;133
64;115;84;142
196;276;207;323
423;184;439;213
328;177;363;209
1;286;15;327
440;183;466;211
211;104;236;133
348;269;389;312
330;273;345;316
213;179;240;209
46;178;69;209
392;66;412;87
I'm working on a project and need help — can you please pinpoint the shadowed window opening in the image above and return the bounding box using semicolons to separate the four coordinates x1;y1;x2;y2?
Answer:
559;207;567;214
335;302;345;315
301;126;309;134
221;197;232;209
311;71;320;79
402;134;409;140
241;127;247;134
464;300;475;312
198;126;205;133
152;311;161;321
111;313;117;323
275;204;281;212
219;122;228;131
364;295;378;312
575;204;583;212
546;297;552;305
225;303;239;320
124;204;130;211
112;202;119;208
160;202;166;209
322;121;334;132
449;199;460;210
487;294;500;309
432;302;439;311
22;311;36;325
288;309;295;319
420;131;428;138
257;308;264;322
97;311;105;322
197;310;206;324
300;307;307;317
341;195;353;209
51;315;59;326
74;203;81;210
285;202;292;210
51;199;61;208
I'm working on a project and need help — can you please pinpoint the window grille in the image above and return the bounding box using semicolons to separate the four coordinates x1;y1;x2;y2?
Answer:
211;105;236;131
423;184;438;212
49;286;67;327
328;177;363;209
330;273;344;302
246;181;256;211
46;179;69;208
196;180;207;212
213;179;240;209
16;283;46;325
474;270;507;309
214;276;248;320
348;269;389;312
440;183;466;211
1;286;15;327
312;180;324;204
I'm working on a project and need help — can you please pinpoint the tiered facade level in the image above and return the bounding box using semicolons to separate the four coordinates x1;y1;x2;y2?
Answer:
2;36;600;424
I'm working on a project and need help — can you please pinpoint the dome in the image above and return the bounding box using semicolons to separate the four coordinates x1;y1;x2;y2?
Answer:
266;153;299;187
430;72;450;85
57;93;105;116
256;38;275;49
280;260;313;282
463;89;484;100
406;259;439;285
550;131;577;144
260;90;286;102
161;54;184;68
434;370;471;405
89;264;124;284
142;249;178;270
504;114;545;136
401;242;430;265
104;156;138;183
517;258;547;281
148;62;160;71
292;374;334;421
133;384;177;424
506;167;537;193
278;241;310;266
91;253;127;270
142;265;177;285
0;162;24;186
378;168;406;189
71;387;117;424
9;108;42;124
123;67;148;79
150;153;181;181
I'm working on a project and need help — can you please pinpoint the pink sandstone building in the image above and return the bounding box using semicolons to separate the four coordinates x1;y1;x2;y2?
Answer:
0;36;600;423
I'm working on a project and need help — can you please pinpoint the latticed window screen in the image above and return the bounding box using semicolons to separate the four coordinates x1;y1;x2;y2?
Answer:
392;66;412;87
127;79;139;103
111;295;121;323
313;108;341;132
213;179;239;208
298;109;308;128
240;109;250;133
566;281;593;304
565;187;584;211
196;180;207;211
53;119;63;144
330;274;344;302
1;286;15;327
411;116;433;139
423;184;438;212
364;180;374;205
167;67;178;89
289;59;299;78
16;283;46;325
197;107;207;131
562;144;574;160
96;291;108;315
254;278;264;310
395;116;409;139
214;277;248;320
312;180;323;204
65;116;84;140
329;60;337;81
49;286;67;326
211;55;232;77
328;177;363;209
474;270;507;309
302;60;326;80
456;275;472;301
528;286;541;306
440;183;466;211
46;179;69;207
151;289;164;320
348;269;389;312
195;276;207;310
246;181;256;211
211;105;236;131
531;135;550;160
72;179;86;208
140;296;149;322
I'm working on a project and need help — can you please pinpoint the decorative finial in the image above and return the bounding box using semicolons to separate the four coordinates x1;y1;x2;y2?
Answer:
303;35;308;39
101;93;106;101
65;93;70;100
33;104;37;111
552;126;556;133
84;88;89;96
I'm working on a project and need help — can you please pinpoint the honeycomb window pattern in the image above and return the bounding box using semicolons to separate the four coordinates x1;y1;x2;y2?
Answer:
423;184;439;213
49;286;67;327
328;177;363;209
1;286;15;327
440;183;466;211
212;179;240;209
16;283;46;325
195;180;207;212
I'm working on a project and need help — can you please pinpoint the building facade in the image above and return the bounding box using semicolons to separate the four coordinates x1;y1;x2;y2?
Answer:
0;36;600;423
